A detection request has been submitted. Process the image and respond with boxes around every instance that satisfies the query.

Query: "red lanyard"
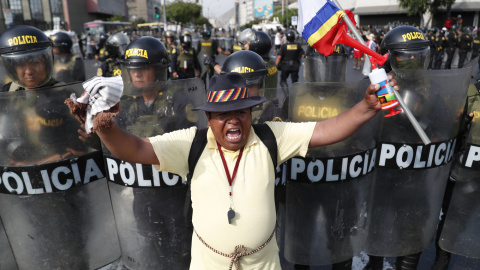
[217,142,244,196]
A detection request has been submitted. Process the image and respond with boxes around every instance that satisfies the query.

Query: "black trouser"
[294,259,353,270]
[444,47,455,69]
[434,50,445,69]
[428,47,435,69]
[457,49,468,68]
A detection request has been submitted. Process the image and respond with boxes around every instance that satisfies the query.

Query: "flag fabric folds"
[297,0,353,56]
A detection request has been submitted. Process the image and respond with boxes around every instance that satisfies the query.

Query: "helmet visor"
[237,29,255,45]
[390,47,430,71]
[1,47,53,89]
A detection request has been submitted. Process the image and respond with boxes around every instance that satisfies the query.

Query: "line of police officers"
[0,23,477,270]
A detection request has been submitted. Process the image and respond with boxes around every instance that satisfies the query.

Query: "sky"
[199,0,234,18]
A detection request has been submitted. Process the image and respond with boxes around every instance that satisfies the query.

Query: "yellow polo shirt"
[148,121,316,269]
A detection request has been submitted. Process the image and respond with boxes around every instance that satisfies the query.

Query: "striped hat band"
[207,87,248,103]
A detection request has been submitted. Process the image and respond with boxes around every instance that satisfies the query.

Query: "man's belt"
[194,227,276,270]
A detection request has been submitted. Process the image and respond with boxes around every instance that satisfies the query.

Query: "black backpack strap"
[252,124,278,169]
[184,127,208,228]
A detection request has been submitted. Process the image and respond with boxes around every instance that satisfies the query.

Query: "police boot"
[332,258,353,270]
[363,255,383,270]
[394,252,421,270]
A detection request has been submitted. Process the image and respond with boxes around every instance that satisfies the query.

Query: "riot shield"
[252,87,287,124]
[105,78,207,269]
[0,218,17,270]
[0,82,120,269]
[284,80,378,265]
[304,54,347,82]
[439,84,480,258]
[224,36,233,54]
[364,68,471,257]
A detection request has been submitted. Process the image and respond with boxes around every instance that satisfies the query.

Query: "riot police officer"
[366,25,431,270]
[199,28,219,83]
[97,32,130,77]
[457,26,473,68]
[445,25,458,69]
[237,28,278,89]
[95,33,110,63]
[0,25,57,91]
[434,28,447,69]
[275,30,305,89]
[50,31,86,83]
[220,50,282,123]
[427,27,438,69]
[119,36,197,135]
[171,30,201,80]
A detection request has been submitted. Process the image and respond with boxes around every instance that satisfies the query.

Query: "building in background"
[127,0,162,22]
[0,0,127,35]
[227,0,480,31]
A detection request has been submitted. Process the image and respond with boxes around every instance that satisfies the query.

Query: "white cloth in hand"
[76,75,123,134]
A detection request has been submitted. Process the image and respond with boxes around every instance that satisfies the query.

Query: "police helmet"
[286,30,296,42]
[464,26,473,35]
[98,33,109,47]
[221,50,267,91]
[380,26,430,71]
[105,32,130,58]
[0,25,54,88]
[120,36,169,83]
[451,25,457,32]
[179,29,193,48]
[50,31,73,53]
[429,27,439,35]
[165,31,175,38]
[237,29,272,56]
[202,29,211,39]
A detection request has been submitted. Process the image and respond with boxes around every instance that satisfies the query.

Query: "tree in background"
[166,0,210,28]
[399,0,456,27]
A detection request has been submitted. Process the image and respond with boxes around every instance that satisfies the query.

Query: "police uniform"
[472,35,480,60]
[427,32,436,69]
[445,30,458,69]
[53,54,86,83]
[232,42,243,53]
[434,34,447,69]
[278,40,305,87]
[457,32,473,68]
[97,58,122,77]
[200,36,218,79]
[171,46,200,79]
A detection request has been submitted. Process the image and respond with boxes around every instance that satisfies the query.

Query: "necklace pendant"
[228,208,236,224]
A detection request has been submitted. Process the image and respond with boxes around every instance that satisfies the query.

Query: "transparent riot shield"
[0,218,17,270]
[252,87,288,124]
[0,82,120,270]
[224,36,233,54]
[439,85,480,258]
[284,80,378,265]
[104,78,207,270]
[304,54,347,83]
[364,68,471,257]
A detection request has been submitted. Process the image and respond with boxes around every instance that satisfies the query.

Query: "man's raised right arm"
[96,123,159,165]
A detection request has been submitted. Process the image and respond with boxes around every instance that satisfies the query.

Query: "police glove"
[204,56,218,69]
[65,75,123,134]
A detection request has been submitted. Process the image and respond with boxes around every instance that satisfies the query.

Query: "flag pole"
[332,0,431,145]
